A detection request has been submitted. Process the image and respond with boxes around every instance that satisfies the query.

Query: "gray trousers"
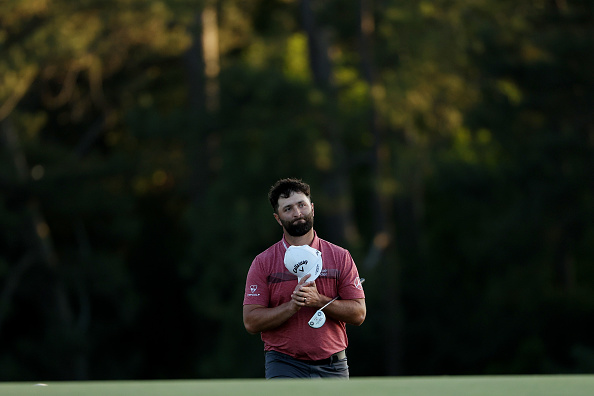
[265,350,349,379]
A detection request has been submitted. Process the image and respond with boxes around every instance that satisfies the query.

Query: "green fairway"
[2,375,593,396]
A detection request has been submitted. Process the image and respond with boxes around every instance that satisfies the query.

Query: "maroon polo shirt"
[243,232,365,361]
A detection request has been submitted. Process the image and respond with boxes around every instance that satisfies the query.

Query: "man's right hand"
[243,274,312,334]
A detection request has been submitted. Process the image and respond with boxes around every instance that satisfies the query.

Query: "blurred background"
[1,0,593,381]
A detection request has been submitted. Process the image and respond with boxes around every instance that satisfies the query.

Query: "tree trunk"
[300,0,357,247]
[202,0,220,113]
[184,1,221,206]
[358,0,403,375]
[1,118,89,379]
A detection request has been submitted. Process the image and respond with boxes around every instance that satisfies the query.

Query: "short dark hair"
[268,178,312,212]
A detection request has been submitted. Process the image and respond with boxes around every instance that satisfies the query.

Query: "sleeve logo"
[248,285,260,297]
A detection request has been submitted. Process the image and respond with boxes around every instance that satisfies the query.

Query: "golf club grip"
[320,277,365,311]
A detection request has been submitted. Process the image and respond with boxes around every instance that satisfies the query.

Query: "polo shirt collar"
[281,231,320,250]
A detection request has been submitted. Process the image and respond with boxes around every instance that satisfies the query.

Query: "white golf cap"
[284,245,323,282]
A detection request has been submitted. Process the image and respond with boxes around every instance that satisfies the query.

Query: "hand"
[291,274,322,308]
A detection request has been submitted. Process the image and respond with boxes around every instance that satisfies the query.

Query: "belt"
[298,350,346,365]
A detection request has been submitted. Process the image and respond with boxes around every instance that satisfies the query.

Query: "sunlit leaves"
[283,33,311,81]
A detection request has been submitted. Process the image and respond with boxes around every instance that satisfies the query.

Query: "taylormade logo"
[293,260,307,273]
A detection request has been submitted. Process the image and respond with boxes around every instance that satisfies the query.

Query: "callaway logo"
[293,260,308,274]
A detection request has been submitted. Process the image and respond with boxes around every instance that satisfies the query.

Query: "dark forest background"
[1,0,593,380]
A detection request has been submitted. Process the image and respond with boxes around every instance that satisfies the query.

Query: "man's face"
[274,192,314,237]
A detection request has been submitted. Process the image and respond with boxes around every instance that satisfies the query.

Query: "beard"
[281,212,314,237]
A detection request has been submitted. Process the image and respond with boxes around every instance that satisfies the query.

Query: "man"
[243,178,366,379]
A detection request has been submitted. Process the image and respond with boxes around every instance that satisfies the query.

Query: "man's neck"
[283,230,315,246]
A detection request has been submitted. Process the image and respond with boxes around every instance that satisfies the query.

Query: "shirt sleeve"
[243,257,270,306]
[338,250,365,300]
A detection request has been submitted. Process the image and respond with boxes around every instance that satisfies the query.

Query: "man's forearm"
[322,298,366,326]
[243,302,300,334]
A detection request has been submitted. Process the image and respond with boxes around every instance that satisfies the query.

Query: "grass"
[2,375,593,396]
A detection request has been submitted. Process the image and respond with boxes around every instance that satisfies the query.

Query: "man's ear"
[273,212,282,226]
